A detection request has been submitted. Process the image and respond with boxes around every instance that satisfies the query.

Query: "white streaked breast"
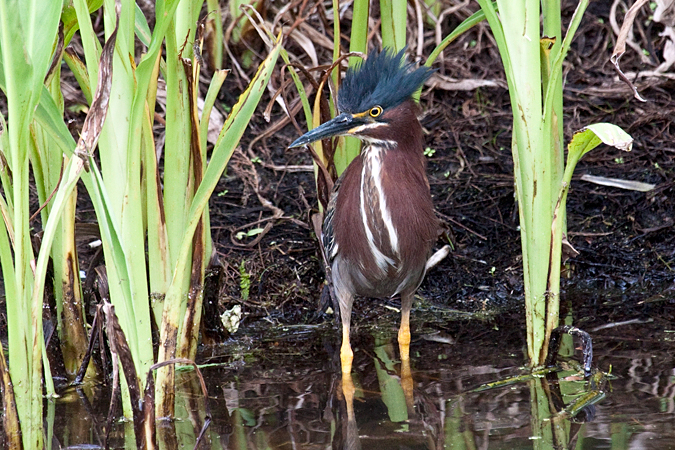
[359,145,400,272]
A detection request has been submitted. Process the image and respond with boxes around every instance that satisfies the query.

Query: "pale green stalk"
[175,0,201,60]
[30,157,88,391]
[156,35,282,417]
[34,58,96,380]
[66,0,182,419]
[153,0,206,416]
[199,70,229,273]
[200,71,229,148]
[335,0,370,175]
[206,0,223,69]
[540,0,590,355]
[478,0,551,363]
[0,0,62,445]
[349,0,369,59]
[530,378,556,450]
[32,64,92,379]
[475,0,630,367]
[0,116,13,208]
[163,12,193,276]
[72,0,102,78]
[475,0,540,363]
[128,0,183,347]
[542,0,564,193]
[74,0,139,372]
[380,0,407,51]
[72,0,154,386]
[332,0,341,88]
[144,53,170,326]
[176,53,209,362]
[106,0,154,378]
[62,0,105,44]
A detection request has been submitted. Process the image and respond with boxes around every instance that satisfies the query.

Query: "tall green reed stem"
[0,0,65,445]
[475,0,632,365]
[2,1,282,441]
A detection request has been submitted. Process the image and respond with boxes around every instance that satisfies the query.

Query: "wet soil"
[209,3,675,332]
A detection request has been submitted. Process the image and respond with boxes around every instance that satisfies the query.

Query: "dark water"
[48,303,675,449]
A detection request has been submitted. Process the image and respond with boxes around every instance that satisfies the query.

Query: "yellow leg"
[341,371,356,421]
[340,323,354,374]
[399,294,414,410]
[400,352,414,411]
[398,307,411,362]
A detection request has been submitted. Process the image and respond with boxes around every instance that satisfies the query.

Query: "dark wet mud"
[208,0,675,324]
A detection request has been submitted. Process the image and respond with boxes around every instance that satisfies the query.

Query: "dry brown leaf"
[428,72,506,91]
[610,0,650,102]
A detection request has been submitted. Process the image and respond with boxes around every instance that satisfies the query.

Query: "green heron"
[290,48,445,374]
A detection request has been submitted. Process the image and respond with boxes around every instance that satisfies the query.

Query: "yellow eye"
[369,106,383,117]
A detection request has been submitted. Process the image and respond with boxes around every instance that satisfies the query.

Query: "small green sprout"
[239,260,250,301]
[236,227,264,240]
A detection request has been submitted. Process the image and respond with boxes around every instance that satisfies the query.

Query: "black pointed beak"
[289,113,361,148]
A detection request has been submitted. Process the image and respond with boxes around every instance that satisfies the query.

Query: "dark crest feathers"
[337,48,433,114]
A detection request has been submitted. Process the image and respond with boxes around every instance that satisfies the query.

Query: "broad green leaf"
[199,69,228,152]
[568,123,633,161]
[543,0,590,128]
[0,0,63,118]
[64,47,93,102]
[35,86,78,155]
[62,0,104,45]
[134,2,152,47]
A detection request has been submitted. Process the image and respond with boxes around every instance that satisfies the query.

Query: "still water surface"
[50,305,675,449]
